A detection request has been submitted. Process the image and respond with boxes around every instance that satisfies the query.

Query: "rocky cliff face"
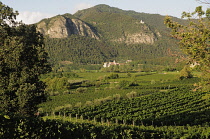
[113,25,157,44]
[37,15,99,39]
[114,32,156,44]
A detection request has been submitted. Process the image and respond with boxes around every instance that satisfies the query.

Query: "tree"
[179,66,193,80]
[0,2,51,116]
[164,6,210,90]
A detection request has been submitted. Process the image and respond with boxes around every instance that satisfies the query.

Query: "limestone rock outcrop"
[37,15,99,39]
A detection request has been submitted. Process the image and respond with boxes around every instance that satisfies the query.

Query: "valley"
[1,2,210,138]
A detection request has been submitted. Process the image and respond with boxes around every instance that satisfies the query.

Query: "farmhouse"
[103,60,119,68]
[103,60,132,68]
[190,62,200,68]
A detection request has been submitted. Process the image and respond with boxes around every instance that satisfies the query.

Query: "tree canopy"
[164,6,210,90]
[0,2,51,116]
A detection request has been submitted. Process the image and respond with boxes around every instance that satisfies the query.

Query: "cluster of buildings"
[103,60,132,68]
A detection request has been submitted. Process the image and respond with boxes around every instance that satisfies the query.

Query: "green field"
[39,71,202,115]
[34,71,210,138]
[39,72,183,113]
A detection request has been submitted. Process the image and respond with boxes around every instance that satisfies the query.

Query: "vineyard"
[1,114,210,138]
[37,72,210,138]
[2,71,210,138]
[39,72,180,112]
[63,87,210,126]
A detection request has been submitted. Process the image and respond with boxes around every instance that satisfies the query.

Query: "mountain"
[74,5,158,45]
[74,4,187,35]
[36,4,187,69]
[73,4,188,43]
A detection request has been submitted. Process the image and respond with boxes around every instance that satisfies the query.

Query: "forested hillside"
[44,35,117,65]
[37,4,187,69]
[74,4,187,36]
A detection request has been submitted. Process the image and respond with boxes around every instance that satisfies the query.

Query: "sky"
[1,0,209,24]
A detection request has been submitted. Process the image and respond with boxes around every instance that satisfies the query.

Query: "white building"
[103,60,119,68]
[140,20,144,24]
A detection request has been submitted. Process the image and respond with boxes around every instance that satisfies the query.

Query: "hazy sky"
[1,0,209,24]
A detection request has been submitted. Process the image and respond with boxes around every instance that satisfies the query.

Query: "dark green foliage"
[41,72,79,79]
[44,35,182,70]
[44,35,117,65]
[55,63,102,72]
[118,80,138,89]
[106,73,119,79]
[1,114,210,139]
[0,2,51,116]
[44,77,70,92]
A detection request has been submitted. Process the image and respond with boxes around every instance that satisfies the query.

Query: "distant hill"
[74,4,187,40]
[36,4,188,69]
[74,5,158,45]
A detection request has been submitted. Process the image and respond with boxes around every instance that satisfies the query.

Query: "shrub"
[126,91,137,99]
[115,84,121,89]
[63,72,79,78]
[94,99,103,105]
[108,73,119,79]
[81,80,94,87]
[74,102,82,108]
[95,81,101,88]
[113,94,121,101]
[103,96,113,102]
[50,91,60,96]
[54,106,65,112]
[64,104,72,109]
[119,80,130,89]
[63,90,70,95]
[151,80,156,84]
[179,66,193,80]
[76,87,87,93]
[104,87,110,90]
[84,101,93,107]
[127,72,132,77]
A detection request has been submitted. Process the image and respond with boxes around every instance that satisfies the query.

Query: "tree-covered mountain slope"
[36,4,187,67]
[44,35,117,65]
[74,5,158,44]
[74,4,188,36]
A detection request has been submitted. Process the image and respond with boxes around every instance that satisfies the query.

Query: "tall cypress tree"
[0,2,51,116]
